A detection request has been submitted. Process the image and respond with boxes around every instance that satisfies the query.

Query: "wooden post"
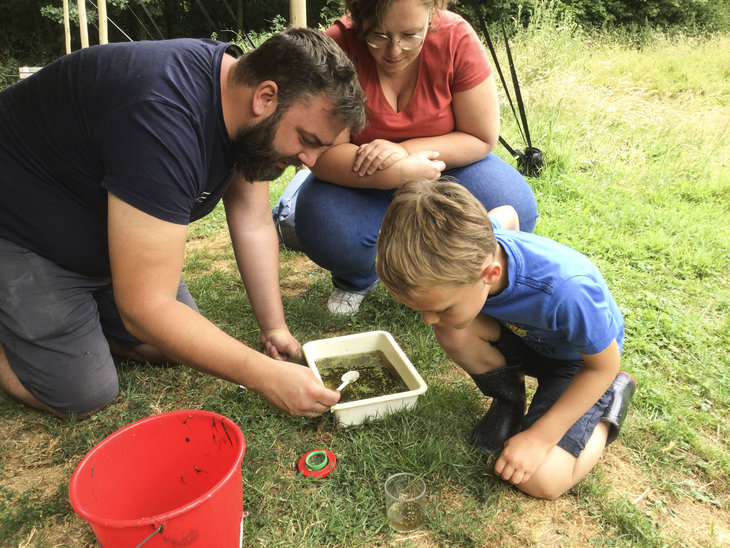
[290,0,306,28]
[78,0,89,48]
[63,0,72,53]
[98,0,108,44]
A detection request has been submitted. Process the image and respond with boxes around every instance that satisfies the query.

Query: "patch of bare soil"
[604,446,730,546]
[185,230,238,274]
[0,404,95,546]
[185,232,327,298]
[497,495,603,547]
[0,418,68,498]
[279,253,327,299]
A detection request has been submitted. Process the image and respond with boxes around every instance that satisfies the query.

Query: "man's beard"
[232,108,301,182]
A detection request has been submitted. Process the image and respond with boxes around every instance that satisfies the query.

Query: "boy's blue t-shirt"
[483,230,624,360]
[0,39,234,276]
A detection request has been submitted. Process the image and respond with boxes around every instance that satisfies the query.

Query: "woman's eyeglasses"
[366,17,430,51]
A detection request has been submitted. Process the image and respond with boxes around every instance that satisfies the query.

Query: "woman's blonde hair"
[376,179,497,300]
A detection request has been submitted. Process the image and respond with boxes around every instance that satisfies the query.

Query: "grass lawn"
[1,23,729,548]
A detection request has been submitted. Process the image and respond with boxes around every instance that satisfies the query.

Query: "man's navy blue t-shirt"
[0,39,234,276]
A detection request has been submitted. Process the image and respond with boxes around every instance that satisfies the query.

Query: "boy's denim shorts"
[0,237,198,414]
[494,325,613,457]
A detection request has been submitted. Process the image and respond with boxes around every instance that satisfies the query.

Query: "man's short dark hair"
[234,27,366,133]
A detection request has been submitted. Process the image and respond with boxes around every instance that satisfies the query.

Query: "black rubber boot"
[469,365,526,456]
[601,371,637,446]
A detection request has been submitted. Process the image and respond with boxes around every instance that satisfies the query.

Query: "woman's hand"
[353,139,408,176]
[394,150,446,183]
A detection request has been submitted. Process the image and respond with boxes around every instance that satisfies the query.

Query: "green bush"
[0,50,19,90]
[456,0,730,33]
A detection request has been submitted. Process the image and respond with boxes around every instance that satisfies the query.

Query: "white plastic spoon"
[336,370,360,391]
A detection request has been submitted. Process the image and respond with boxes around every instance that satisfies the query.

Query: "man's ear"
[481,259,501,285]
[251,80,278,117]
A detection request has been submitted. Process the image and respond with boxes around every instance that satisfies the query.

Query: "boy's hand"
[494,430,552,485]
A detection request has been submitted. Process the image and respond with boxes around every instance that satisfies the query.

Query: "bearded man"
[0,28,366,418]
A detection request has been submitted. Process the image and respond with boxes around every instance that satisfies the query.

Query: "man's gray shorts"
[0,237,198,414]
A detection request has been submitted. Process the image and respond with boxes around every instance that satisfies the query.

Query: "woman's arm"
[311,141,445,189]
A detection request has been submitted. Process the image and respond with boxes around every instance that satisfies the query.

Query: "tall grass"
[0,19,728,548]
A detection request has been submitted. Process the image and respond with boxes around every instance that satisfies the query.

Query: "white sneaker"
[327,289,365,315]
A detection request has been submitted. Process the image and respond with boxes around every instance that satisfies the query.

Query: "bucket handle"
[135,524,163,547]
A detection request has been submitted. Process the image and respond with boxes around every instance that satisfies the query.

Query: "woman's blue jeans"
[294,153,539,293]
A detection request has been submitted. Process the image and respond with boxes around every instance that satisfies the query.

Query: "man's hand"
[261,328,302,362]
[258,360,341,417]
[494,430,553,485]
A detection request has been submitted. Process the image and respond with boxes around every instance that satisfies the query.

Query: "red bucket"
[69,410,245,547]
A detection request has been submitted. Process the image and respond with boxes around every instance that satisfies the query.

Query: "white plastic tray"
[303,331,427,427]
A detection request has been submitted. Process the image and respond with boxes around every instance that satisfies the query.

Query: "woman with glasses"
[279,0,538,315]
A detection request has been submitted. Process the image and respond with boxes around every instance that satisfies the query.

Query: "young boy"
[376,179,636,500]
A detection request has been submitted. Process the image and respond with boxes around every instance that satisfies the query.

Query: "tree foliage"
[459,0,730,32]
[0,0,728,66]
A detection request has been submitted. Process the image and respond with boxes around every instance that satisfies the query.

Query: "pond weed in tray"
[316,350,409,403]
[303,331,428,426]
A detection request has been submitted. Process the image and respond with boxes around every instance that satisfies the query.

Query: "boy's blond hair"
[376,179,497,300]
